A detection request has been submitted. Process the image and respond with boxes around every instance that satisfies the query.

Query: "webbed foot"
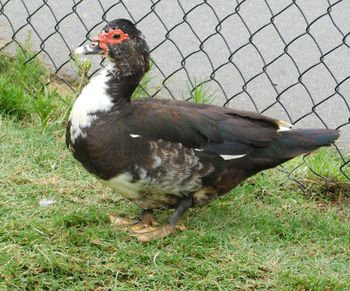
[132,196,192,242]
[109,209,157,231]
[132,224,177,242]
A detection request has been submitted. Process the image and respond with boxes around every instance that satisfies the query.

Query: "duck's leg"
[133,196,192,242]
[109,209,158,230]
[130,209,158,231]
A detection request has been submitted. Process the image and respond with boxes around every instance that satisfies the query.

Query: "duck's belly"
[98,140,213,209]
[99,172,183,209]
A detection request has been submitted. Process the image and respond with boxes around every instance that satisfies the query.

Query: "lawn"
[1,116,349,290]
[0,49,349,290]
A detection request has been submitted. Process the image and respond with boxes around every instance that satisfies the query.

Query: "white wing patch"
[129,134,141,138]
[69,69,113,143]
[220,154,246,160]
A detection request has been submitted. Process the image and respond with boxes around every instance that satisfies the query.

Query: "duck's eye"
[113,33,121,39]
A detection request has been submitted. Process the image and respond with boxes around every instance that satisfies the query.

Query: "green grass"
[132,61,156,99]
[0,46,71,131]
[188,79,216,104]
[0,117,349,290]
[0,46,45,118]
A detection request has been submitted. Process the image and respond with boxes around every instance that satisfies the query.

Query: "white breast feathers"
[69,69,113,143]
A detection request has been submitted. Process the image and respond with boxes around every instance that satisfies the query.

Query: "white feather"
[220,154,246,160]
[69,69,113,143]
[99,173,142,200]
[194,148,203,151]
[129,134,141,138]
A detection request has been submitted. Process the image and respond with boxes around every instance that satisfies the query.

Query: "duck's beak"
[74,41,103,55]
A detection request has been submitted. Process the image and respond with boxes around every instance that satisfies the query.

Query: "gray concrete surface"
[0,0,349,154]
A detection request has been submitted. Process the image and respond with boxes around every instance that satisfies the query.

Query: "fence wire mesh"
[0,0,349,186]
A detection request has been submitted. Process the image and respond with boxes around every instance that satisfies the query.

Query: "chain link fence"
[0,0,349,185]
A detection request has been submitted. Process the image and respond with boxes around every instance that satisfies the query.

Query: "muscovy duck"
[67,19,339,242]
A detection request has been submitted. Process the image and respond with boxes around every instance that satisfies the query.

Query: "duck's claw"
[109,215,138,228]
[131,224,186,242]
[109,209,158,232]
[132,224,176,242]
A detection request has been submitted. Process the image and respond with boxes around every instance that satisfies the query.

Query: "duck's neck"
[105,65,143,106]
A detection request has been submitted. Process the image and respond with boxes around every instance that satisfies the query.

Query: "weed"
[304,148,349,182]
[70,54,92,96]
[0,47,45,119]
[33,85,59,131]
[0,45,70,130]
[132,61,155,99]
[188,79,215,104]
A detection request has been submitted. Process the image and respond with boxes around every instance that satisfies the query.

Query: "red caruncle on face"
[93,28,129,54]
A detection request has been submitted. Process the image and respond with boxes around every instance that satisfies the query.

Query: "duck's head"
[75,19,149,74]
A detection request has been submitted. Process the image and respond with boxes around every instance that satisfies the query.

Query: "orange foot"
[109,210,158,231]
[132,224,186,242]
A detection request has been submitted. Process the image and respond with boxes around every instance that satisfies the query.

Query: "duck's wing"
[124,99,286,156]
